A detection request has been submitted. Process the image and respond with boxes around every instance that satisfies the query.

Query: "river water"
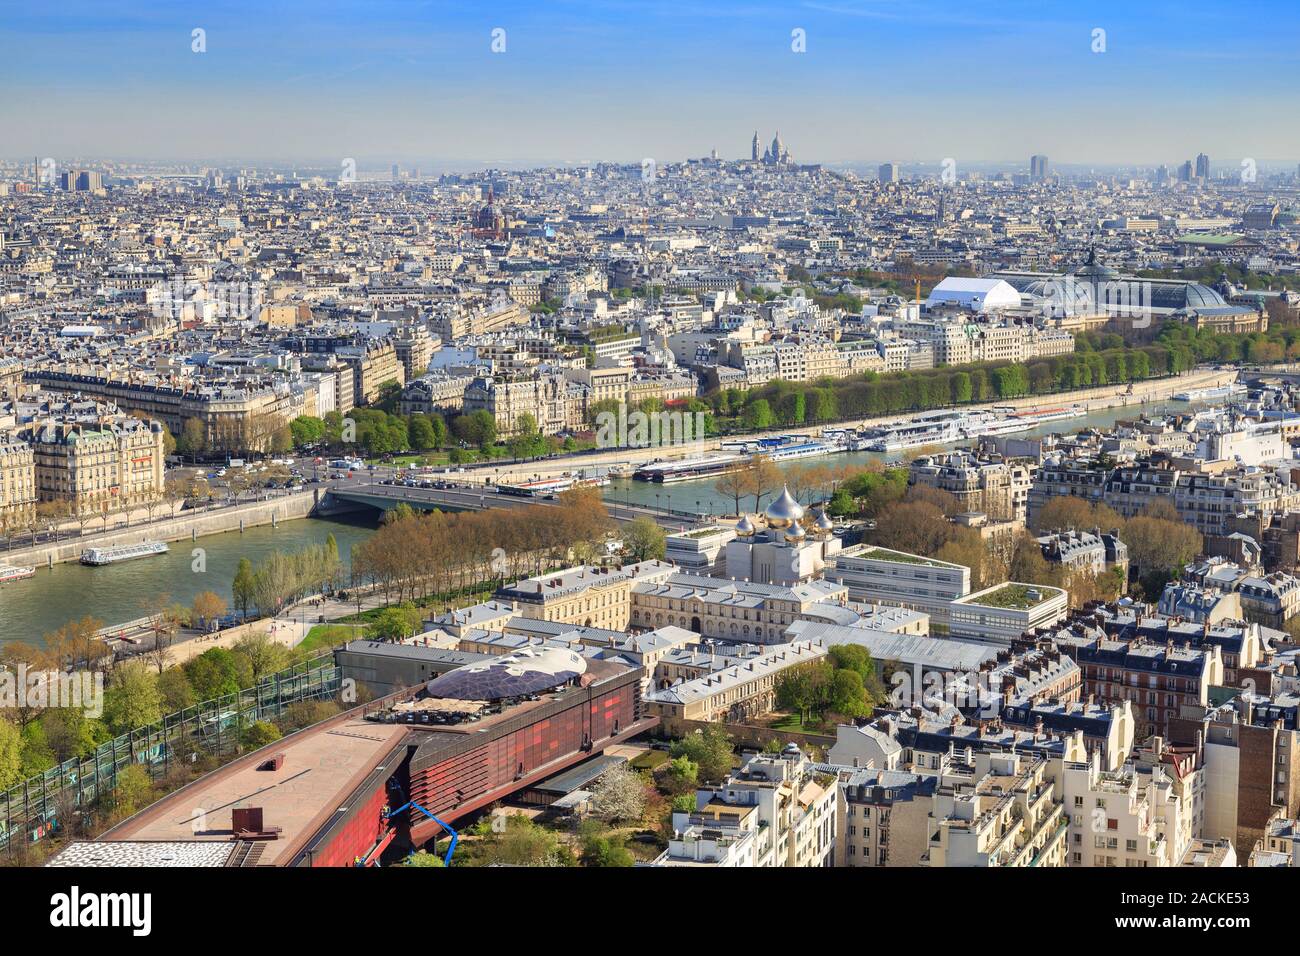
[0,396,1200,646]
[0,516,376,649]
[604,397,1202,515]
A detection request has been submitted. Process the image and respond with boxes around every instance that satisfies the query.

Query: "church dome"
[735,514,756,537]
[765,486,805,529]
[814,509,834,534]
[785,520,807,541]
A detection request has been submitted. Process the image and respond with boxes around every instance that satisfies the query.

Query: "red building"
[67,652,652,868]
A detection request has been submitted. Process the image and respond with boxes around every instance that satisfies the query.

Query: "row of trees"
[350,488,614,605]
[231,535,342,619]
[706,343,1173,429]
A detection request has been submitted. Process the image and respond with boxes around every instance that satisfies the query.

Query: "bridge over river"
[322,480,703,530]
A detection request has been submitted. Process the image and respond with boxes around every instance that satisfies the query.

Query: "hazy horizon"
[2,0,1299,167]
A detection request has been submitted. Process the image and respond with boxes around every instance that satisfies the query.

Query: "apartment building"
[463,372,580,436]
[924,751,1068,867]
[1053,626,1220,740]
[25,415,166,516]
[397,373,472,417]
[1061,745,1197,868]
[0,437,36,523]
[1036,529,1129,579]
[909,451,1034,521]
[653,747,835,868]
[1172,694,1300,858]
[836,767,937,867]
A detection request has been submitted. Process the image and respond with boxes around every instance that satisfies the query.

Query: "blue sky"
[1,0,1297,167]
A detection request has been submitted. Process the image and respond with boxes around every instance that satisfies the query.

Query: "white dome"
[735,514,756,537]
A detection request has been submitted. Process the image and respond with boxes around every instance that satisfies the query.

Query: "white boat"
[1173,384,1247,402]
[753,439,839,463]
[1008,404,1088,426]
[80,541,169,566]
[862,411,966,452]
[0,565,36,583]
[634,454,746,483]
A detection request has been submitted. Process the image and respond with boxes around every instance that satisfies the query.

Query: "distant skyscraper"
[1030,154,1049,182]
[878,162,899,183]
[1195,153,1210,180]
[76,170,102,192]
[391,163,400,182]
[1178,160,1193,182]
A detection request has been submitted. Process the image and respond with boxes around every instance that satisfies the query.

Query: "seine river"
[0,517,377,650]
[0,396,1199,647]
[605,397,1201,515]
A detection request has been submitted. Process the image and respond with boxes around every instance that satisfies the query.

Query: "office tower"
[59,171,77,191]
[391,163,400,181]
[1195,153,1210,180]
[1030,154,1049,182]
[1177,160,1193,182]
[76,170,102,192]
[878,162,899,183]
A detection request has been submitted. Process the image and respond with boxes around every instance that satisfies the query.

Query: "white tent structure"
[925,277,1021,312]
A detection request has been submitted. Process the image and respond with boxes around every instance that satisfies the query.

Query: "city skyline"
[2,0,1299,165]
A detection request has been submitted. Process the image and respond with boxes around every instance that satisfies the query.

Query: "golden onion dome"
[764,485,805,529]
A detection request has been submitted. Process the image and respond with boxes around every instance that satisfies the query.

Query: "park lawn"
[768,712,825,734]
[629,749,670,771]
[298,623,363,653]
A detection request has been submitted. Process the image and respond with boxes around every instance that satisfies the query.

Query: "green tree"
[0,718,21,790]
[232,631,289,685]
[176,417,207,455]
[289,415,326,447]
[670,725,734,783]
[232,558,256,619]
[828,644,875,683]
[828,668,871,719]
[657,755,699,796]
[623,516,666,561]
[112,764,155,816]
[743,398,774,430]
[103,662,163,734]
[408,414,438,451]
[366,603,424,642]
[157,668,195,712]
[403,850,446,867]
[241,720,283,749]
[184,647,242,700]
